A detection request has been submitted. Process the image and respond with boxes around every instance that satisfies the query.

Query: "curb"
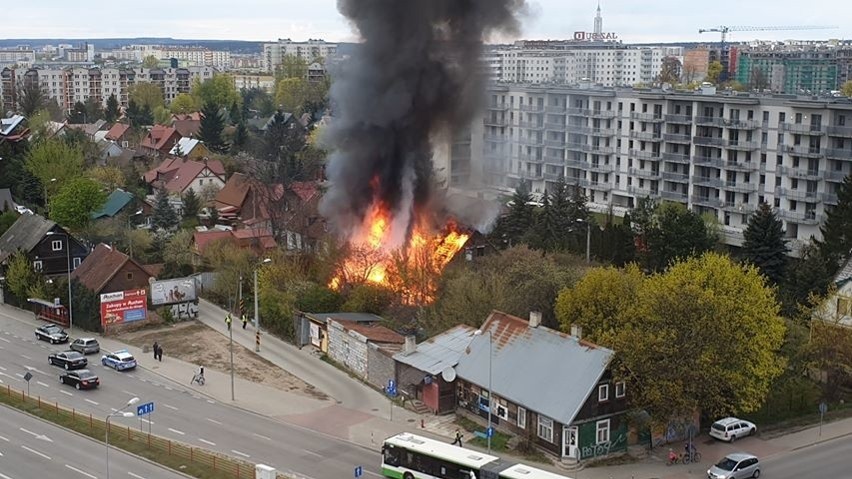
[790,430,852,452]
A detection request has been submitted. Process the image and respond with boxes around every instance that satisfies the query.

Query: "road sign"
[137,402,154,416]
[819,401,828,415]
[486,427,494,438]
[386,379,397,397]
[354,466,363,478]
[23,372,32,382]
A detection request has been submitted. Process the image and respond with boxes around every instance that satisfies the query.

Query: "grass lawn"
[454,416,550,464]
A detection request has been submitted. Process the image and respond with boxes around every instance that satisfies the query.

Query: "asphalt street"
[0,403,189,479]
[760,434,852,479]
[0,310,383,479]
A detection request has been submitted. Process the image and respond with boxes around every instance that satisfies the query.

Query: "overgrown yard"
[121,321,328,400]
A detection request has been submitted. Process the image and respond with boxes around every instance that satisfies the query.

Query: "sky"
[2,0,849,44]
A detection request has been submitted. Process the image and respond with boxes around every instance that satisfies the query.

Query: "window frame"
[598,383,609,402]
[51,240,63,251]
[596,419,611,444]
[537,415,554,443]
[615,381,626,398]
[33,260,43,271]
[517,406,526,429]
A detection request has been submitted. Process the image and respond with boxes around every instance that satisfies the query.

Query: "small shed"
[300,312,382,353]
[326,318,404,381]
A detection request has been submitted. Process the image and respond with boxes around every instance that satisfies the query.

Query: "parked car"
[709,417,757,442]
[69,338,100,355]
[59,369,99,390]
[48,351,87,370]
[35,324,69,344]
[101,350,137,371]
[707,452,760,479]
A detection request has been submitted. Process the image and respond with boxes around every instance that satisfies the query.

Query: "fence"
[0,383,259,479]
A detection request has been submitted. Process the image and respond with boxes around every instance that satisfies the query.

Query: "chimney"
[403,335,416,356]
[529,311,542,328]
[570,324,583,339]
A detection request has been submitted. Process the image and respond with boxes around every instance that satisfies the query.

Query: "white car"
[710,417,757,442]
[101,350,138,371]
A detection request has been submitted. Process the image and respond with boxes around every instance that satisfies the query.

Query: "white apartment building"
[158,48,231,69]
[458,83,852,254]
[262,39,337,73]
[232,74,275,93]
[0,48,36,68]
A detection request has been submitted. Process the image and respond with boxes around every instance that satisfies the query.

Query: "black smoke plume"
[321,0,527,242]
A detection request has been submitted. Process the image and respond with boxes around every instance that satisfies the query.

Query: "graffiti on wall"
[652,415,699,448]
[580,431,627,460]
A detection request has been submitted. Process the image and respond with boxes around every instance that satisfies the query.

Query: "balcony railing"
[823,192,838,205]
[665,114,693,124]
[777,165,820,179]
[723,181,757,193]
[726,140,760,151]
[543,171,565,181]
[484,117,509,127]
[775,187,820,201]
[629,149,662,161]
[663,133,692,143]
[564,159,588,169]
[784,145,824,158]
[545,105,566,114]
[661,190,688,201]
[781,123,826,135]
[519,104,546,113]
[630,112,664,122]
[824,170,849,182]
[630,130,664,141]
[589,162,613,173]
[629,167,660,179]
[694,176,724,188]
[628,185,657,197]
[693,156,725,168]
[518,137,545,147]
[724,161,758,172]
[581,127,616,136]
[590,109,617,118]
[519,121,545,130]
[691,195,724,208]
[693,136,726,146]
[587,181,613,191]
[695,116,725,127]
[827,125,852,138]
[825,148,852,160]
[777,209,824,225]
[487,103,509,111]
[484,134,508,143]
[544,139,566,148]
[721,202,757,214]
[543,154,565,163]
[662,171,689,183]
[725,119,762,130]
[662,152,690,164]
[545,122,566,131]
[518,153,544,163]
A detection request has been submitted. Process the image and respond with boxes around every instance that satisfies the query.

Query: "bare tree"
[748,67,770,91]
[658,56,683,85]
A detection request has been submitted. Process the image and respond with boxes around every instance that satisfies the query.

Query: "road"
[761,434,852,478]
[0,310,382,479]
[0,404,188,479]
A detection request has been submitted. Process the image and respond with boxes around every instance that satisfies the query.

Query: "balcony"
[693,136,726,147]
[588,181,612,191]
[661,190,688,201]
[564,159,588,169]
[545,105,566,114]
[663,152,690,164]
[589,162,613,173]
[695,116,725,127]
[518,153,544,163]
[543,171,565,181]
[827,125,852,138]
[630,112,664,122]
[824,170,849,182]
[484,117,509,127]
[544,139,566,148]
[823,192,838,205]
[630,130,663,141]
[519,121,545,130]
[545,122,566,131]
[724,161,758,172]
[721,202,757,214]
[519,137,545,147]
[723,181,757,193]
[519,104,545,113]
[665,114,693,124]
[691,195,724,208]
[519,170,544,180]
[724,119,762,130]
[487,103,509,111]
[694,176,724,188]
[784,145,825,158]
[629,167,661,179]
[567,107,589,116]
[664,133,692,143]
[726,140,760,151]
[693,156,725,168]
[590,109,617,119]
[583,127,616,137]
[825,148,852,160]
[484,134,508,143]
[629,185,657,197]
[777,209,824,225]
[781,123,826,135]
[662,171,689,183]
[629,149,662,161]
[777,165,821,180]
[543,154,565,164]
[775,187,820,201]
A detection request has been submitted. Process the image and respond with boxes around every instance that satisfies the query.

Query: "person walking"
[225,313,232,331]
[152,341,159,360]
[241,314,248,329]
[157,344,163,362]
[451,429,463,447]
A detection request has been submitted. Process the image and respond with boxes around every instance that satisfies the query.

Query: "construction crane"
[697,25,837,81]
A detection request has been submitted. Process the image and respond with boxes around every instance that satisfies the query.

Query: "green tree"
[84,96,104,122]
[151,189,179,232]
[5,250,45,304]
[0,210,18,237]
[818,174,852,270]
[153,106,172,125]
[191,75,240,111]
[493,184,536,247]
[658,56,682,84]
[275,55,309,80]
[182,188,200,218]
[742,202,789,285]
[163,229,196,272]
[67,101,87,123]
[556,253,786,419]
[142,55,160,69]
[231,121,249,153]
[198,102,227,153]
[638,201,717,271]
[341,283,394,315]
[706,61,724,84]
[50,177,107,230]
[229,100,242,125]
[275,77,311,113]
[125,228,154,262]
[128,82,164,112]
[16,81,47,117]
[241,87,276,117]
[125,100,153,127]
[26,139,85,200]
[170,93,201,115]
[841,80,852,98]
[104,94,120,123]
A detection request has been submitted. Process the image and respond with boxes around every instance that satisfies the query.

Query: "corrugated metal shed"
[455,311,614,426]
[393,324,476,375]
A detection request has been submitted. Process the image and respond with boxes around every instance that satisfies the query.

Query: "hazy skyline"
[2,0,849,44]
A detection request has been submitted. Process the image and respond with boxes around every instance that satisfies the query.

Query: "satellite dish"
[441,366,457,383]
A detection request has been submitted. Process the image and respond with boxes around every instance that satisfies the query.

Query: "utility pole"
[231,276,240,401]
[253,268,260,351]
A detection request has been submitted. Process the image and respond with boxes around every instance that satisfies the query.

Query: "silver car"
[708,452,760,479]
[69,338,100,355]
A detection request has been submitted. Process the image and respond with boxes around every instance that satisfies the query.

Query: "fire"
[329,198,470,304]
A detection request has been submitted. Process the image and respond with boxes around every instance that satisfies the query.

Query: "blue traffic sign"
[136,402,154,416]
[486,427,494,438]
[386,379,397,397]
[354,466,363,478]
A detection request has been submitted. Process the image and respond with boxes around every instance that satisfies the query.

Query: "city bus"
[381,432,574,479]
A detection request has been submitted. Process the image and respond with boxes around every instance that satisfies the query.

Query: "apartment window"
[538,415,554,443]
[598,384,609,402]
[517,406,527,429]
[763,111,770,123]
[779,112,786,123]
[615,381,626,398]
[34,260,43,271]
[51,240,63,251]
[596,419,611,444]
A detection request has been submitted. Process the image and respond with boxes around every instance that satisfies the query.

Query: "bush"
[260,289,295,340]
[296,283,343,313]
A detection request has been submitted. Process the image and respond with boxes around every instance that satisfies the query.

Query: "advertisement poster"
[150,277,197,306]
[100,289,148,328]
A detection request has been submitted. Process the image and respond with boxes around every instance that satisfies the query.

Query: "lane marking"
[165,386,173,391]
[302,449,322,458]
[0,336,10,343]
[21,445,52,460]
[206,418,222,425]
[167,428,185,435]
[128,472,148,479]
[14,373,23,378]
[0,434,8,442]
[253,433,271,441]
[163,404,178,411]
[60,390,74,397]
[366,471,383,478]
[20,354,32,360]
[198,438,216,446]
[0,365,7,370]
[0,472,15,479]
[206,399,215,404]
[139,418,153,425]
[84,399,99,406]
[122,390,137,397]
[65,464,97,479]
[36,381,50,388]
[231,449,250,458]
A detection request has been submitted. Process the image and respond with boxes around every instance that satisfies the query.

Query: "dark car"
[59,369,99,390]
[69,338,100,355]
[35,324,69,344]
[48,351,88,370]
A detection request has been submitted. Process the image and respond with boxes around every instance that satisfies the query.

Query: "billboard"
[150,277,197,306]
[573,31,618,41]
[100,289,148,328]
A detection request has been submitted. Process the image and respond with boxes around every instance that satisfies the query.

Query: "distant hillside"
[0,38,264,53]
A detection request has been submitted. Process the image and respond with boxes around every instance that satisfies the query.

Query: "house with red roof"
[172,113,202,138]
[143,157,226,196]
[104,123,133,147]
[191,228,276,265]
[71,243,153,297]
[140,125,182,157]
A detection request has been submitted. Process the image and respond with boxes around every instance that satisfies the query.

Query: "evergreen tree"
[84,97,104,122]
[104,94,120,123]
[229,100,242,124]
[182,188,200,218]
[742,202,789,285]
[66,101,87,123]
[198,102,227,153]
[152,189,179,232]
[126,100,152,127]
[818,174,852,272]
[231,121,248,153]
[494,183,536,247]
[641,201,715,272]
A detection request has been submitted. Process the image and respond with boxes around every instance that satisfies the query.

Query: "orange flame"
[329,195,470,304]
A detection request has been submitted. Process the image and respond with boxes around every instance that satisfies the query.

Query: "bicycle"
[191,373,205,386]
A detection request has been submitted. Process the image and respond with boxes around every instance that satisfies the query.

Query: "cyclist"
[668,448,678,465]
[192,365,205,385]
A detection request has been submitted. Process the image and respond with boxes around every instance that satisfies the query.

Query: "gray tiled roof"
[394,324,476,375]
[0,214,56,263]
[835,255,852,285]
[455,311,614,426]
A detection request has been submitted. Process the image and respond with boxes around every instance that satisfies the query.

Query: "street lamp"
[253,258,271,352]
[106,397,139,479]
[46,231,73,332]
[473,329,493,453]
